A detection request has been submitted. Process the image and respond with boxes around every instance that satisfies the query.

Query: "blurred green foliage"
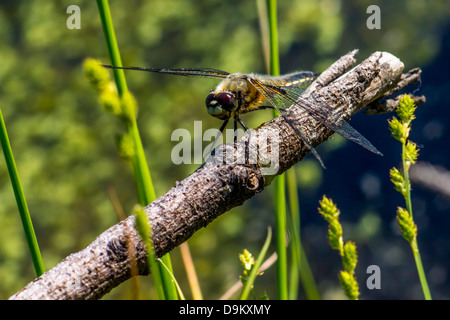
[0,0,447,299]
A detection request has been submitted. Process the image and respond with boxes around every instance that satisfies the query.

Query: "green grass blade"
[297,242,321,299]
[96,0,177,299]
[266,0,280,76]
[0,107,45,277]
[135,206,165,300]
[412,241,431,299]
[158,258,186,300]
[286,170,320,300]
[264,0,289,300]
[274,174,288,300]
[96,0,127,96]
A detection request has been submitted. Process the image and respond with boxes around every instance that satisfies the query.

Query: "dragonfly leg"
[234,115,250,133]
[203,118,229,162]
[233,118,238,144]
[234,114,254,165]
[280,113,326,169]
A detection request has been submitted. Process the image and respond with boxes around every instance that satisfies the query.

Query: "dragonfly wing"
[249,72,316,114]
[248,77,326,168]
[271,71,318,87]
[102,65,230,79]
[269,81,383,157]
[331,121,383,156]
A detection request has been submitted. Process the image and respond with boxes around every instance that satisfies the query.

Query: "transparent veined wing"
[250,75,382,158]
[279,83,383,156]
[102,65,231,79]
[248,76,327,168]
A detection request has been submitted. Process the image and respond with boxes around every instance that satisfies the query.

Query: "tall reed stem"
[389,95,431,300]
[264,0,288,300]
[286,170,320,300]
[96,0,177,299]
[0,108,45,277]
[400,135,431,300]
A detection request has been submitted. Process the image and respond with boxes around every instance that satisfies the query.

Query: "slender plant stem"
[274,174,288,300]
[0,108,45,277]
[180,242,203,300]
[286,170,320,300]
[286,170,300,299]
[264,0,288,300]
[240,228,272,300]
[96,0,177,299]
[158,258,186,300]
[96,0,127,96]
[266,0,279,77]
[298,241,320,299]
[135,207,165,300]
[401,141,431,300]
[411,240,431,300]
[129,121,156,203]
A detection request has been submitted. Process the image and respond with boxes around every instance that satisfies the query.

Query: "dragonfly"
[103,65,383,168]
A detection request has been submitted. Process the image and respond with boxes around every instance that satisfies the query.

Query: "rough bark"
[10,50,422,300]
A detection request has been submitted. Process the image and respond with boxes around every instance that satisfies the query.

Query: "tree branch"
[365,67,426,114]
[10,50,421,300]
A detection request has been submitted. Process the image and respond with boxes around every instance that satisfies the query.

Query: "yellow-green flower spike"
[115,133,135,161]
[328,220,344,253]
[134,205,150,243]
[390,167,407,197]
[342,241,358,273]
[388,95,431,300]
[99,85,122,116]
[318,195,340,223]
[83,58,110,92]
[339,270,359,300]
[397,94,417,124]
[318,196,344,253]
[396,207,417,244]
[318,196,360,300]
[405,141,419,169]
[388,117,407,143]
[239,249,255,274]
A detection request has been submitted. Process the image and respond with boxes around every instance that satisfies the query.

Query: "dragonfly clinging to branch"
[103,65,383,168]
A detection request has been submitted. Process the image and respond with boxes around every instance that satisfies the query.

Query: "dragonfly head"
[205,92,237,120]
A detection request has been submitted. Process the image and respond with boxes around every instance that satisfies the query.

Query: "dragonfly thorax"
[206,74,265,120]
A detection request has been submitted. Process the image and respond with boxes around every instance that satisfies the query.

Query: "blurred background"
[0,0,448,299]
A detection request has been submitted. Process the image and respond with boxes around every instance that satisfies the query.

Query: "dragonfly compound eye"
[205,92,236,120]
